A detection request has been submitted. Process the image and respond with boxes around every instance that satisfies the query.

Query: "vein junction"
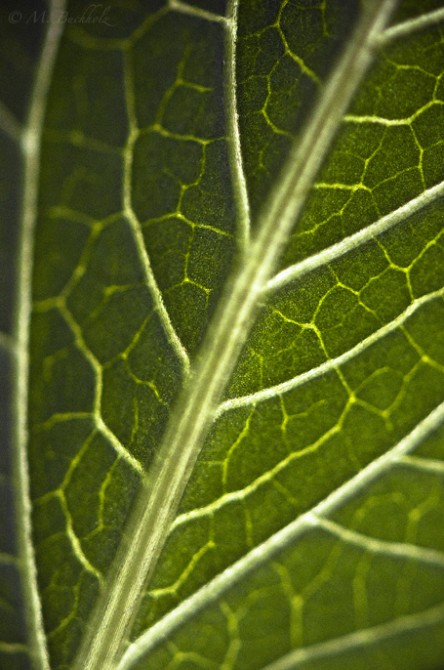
[120,401,444,669]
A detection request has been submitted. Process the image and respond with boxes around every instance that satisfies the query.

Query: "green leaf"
[1,1,444,669]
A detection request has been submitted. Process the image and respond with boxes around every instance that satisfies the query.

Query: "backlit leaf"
[1,1,444,669]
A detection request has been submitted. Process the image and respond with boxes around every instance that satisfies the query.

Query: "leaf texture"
[1,1,444,669]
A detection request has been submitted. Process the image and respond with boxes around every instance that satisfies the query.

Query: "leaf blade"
[1,1,444,669]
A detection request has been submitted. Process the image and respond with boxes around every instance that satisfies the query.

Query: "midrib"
[73,2,399,669]
[12,2,67,669]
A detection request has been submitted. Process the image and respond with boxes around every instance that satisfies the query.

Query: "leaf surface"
[1,1,444,669]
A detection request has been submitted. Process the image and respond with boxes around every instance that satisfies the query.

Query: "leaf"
[1,1,444,669]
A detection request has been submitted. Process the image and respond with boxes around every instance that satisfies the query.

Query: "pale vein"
[0,330,16,354]
[168,0,228,24]
[0,552,19,567]
[313,516,444,568]
[60,306,144,475]
[396,455,444,476]
[11,2,66,669]
[0,100,22,142]
[0,641,29,655]
[267,180,444,293]
[122,51,191,375]
[381,7,444,44]
[216,287,444,415]
[261,601,444,670]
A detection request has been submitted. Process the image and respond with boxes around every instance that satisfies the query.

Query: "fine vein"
[266,180,444,293]
[73,3,399,668]
[0,330,15,354]
[261,601,444,670]
[60,305,144,474]
[216,287,444,415]
[119,401,444,669]
[0,100,22,142]
[12,2,66,668]
[122,50,191,375]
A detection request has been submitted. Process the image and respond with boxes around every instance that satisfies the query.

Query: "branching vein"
[266,180,444,293]
[73,3,401,669]
[60,305,144,474]
[0,330,16,354]
[122,51,191,376]
[396,455,444,476]
[118,401,444,669]
[216,287,444,415]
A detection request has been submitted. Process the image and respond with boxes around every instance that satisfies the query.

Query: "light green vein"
[60,305,144,475]
[0,552,19,567]
[122,50,191,376]
[168,0,228,24]
[344,101,441,126]
[63,510,104,585]
[266,180,444,293]
[95,416,144,476]
[216,287,444,415]
[11,3,66,669]
[0,331,16,354]
[0,641,29,655]
[73,4,399,669]
[381,7,444,44]
[277,7,321,87]
[314,516,444,568]
[397,455,444,476]
[0,100,22,142]
[118,401,444,670]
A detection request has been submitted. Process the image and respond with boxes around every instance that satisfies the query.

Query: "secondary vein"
[119,400,444,669]
[216,287,444,415]
[0,100,22,142]
[380,6,444,44]
[266,180,444,293]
